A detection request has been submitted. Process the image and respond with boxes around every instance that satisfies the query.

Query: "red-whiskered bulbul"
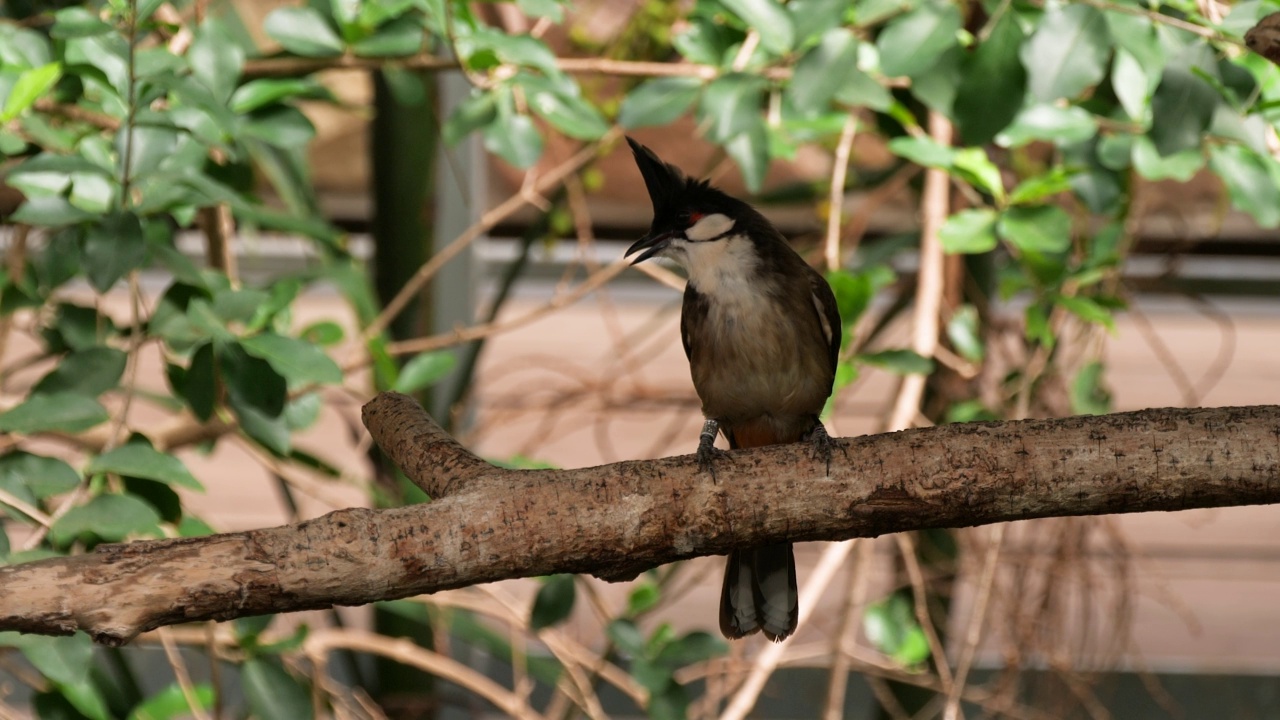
[624,138,841,642]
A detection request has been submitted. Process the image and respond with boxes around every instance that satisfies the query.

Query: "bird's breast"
[687,279,832,425]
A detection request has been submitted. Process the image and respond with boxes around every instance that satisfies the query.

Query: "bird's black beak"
[626,231,673,265]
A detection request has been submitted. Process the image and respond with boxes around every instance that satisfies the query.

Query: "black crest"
[627,137,720,221]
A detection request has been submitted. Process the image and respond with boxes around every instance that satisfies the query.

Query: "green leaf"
[1130,136,1203,182]
[997,205,1071,253]
[619,77,703,129]
[32,346,127,397]
[351,15,424,57]
[0,24,51,67]
[825,265,895,331]
[484,112,543,168]
[627,581,661,616]
[212,287,271,325]
[242,106,316,148]
[230,78,329,114]
[788,29,860,116]
[4,154,96,197]
[698,73,767,143]
[951,148,1004,202]
[0,452,80,499]
[789,0,852,49]
[886,135,955,168]
[858,349,934,375]
[876,1,961,79]
[517,75,609,140]
[725,121,770,192]
[1112,50,1152,123]
[220,342,287,419]
[517,0,565,21]
[1,63,61,122]
[1021,4,1110,102]
[188,19,244,102]
[119,124,180,180]
[128,682,215,720]
[0,632,92,686]
[1055,295,1115,332]
[393,351,456,393]
[242,658,314,720]
[530,574,576,630]
[1009,167,1073,205]
[720,0,795,54]
[1070,360,1112,415]
[946,305,984,362]
[0,392,108,434]
[301,321,345,346]
[654,631,727,667]
[50,7,113,38]
[954,13,1026,145]
[240,332,343,386]
[69,172,116,213]
[1209,143,1280,228]
[123,477,182,524]
[831,66,892,111]
[83,211,146,293]
[606,619,646,656]
[264,7,345,58]
[88,443,203,491]
[938,208,998,254]
[51,493,162,544]
[996,104,1098,148]
[1149,48,1219,157]
[863,591,931,666]
[444,91,498,145]
[175,344,216,421]
[10,196,94,226]
[673,17,736,66]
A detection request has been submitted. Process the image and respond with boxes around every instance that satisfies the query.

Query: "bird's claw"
[697,418,727,482]
[805,423,845,475]
[697,443,730,482]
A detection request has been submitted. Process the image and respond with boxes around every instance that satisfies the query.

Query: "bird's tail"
[719,543,798,642]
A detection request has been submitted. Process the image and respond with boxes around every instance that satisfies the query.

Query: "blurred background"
[1,0,1280,718]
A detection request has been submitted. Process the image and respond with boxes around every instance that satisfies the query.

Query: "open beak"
[625,231,673,265]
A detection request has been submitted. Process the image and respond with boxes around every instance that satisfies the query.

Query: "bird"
[624,137,841,642]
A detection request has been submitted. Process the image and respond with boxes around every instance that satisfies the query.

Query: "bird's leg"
[697,418,728,482]
[803,421,844,476]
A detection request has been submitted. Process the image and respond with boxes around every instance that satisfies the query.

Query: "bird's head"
[624,137,752,266]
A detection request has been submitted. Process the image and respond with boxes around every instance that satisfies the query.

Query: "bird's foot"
[804,422,845,475]
[697,418,728,483]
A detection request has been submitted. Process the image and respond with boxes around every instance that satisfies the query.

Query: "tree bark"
[2,393,1278,646]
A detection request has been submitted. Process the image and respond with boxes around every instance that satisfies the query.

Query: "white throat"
[681,234,759,300]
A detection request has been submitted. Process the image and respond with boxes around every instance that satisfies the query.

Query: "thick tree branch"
[2,394,1278,646]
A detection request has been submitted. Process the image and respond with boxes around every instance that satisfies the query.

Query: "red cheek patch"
[689,212,704,223]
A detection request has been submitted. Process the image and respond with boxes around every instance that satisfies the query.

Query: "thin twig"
[894,533,955,690]
[824,114,858,272]
[886,111,951,430]
[378,256,631,359]
[0,487,52,527]
[943,524,1006,720]
[304,628,545,720]
[156,627,213,720]
[822,538,875,720]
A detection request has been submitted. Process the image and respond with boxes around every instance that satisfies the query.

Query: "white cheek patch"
[685,213,735,242]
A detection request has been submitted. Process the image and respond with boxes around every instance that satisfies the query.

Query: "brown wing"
[680,284,708,362]
[806,268,842,375]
